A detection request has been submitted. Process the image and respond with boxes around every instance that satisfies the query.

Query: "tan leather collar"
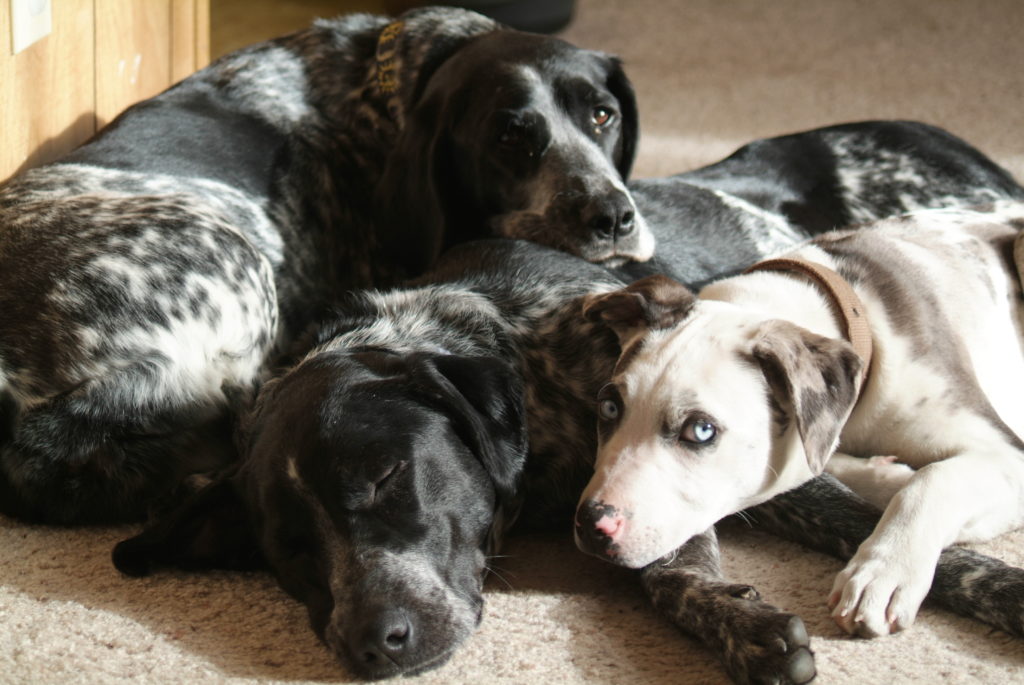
[745,257,873,382]
[375,20,404,96]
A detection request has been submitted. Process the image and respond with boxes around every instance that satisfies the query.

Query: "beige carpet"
[4,1,1024,683]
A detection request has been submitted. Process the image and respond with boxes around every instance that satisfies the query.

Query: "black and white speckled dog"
[0,6,650,523]
[115,121,1024,683]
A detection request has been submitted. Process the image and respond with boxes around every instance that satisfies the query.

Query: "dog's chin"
[331,620,475,682]
[347,645,459,681]
[621,214,657,261]
[589,522,715,570]
[574,529,667,570]
[578,240,651,266]
[580,543,659,570]
[327,587,484,681]
[584,223,658,265]
[493,213,656,265]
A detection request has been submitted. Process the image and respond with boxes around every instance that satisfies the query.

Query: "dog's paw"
[717,585,816,685]
[828,550,930,637]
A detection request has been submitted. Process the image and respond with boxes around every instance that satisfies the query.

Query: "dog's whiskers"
[484,563,516,590]
[732,510,756,528]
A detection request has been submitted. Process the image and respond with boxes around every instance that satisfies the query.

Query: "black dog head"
[376,23,651,273]
[113,348,527,679]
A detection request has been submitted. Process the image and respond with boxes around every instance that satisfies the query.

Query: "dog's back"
[811,203,1024,459]
[624,120,1024,288]
[0,16,393,523]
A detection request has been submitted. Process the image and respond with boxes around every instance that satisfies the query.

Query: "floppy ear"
[111,469,261,577]
[409,353,527,520]
[750,319,863,474]
[373,95,452,278]
[604,55,639,180]
[582,275,695,347]
[233,373,283,458]
[372,10,502,277]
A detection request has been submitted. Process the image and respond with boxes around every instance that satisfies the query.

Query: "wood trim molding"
[1,0,210,180]
[0,0,95,181]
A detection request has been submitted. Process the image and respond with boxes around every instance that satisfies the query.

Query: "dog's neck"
[701,255,873,382]
[744,257,873,380]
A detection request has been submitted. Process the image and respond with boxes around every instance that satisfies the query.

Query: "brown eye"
[592,107,613,128]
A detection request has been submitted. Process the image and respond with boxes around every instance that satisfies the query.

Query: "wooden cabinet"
[0,0,210,182]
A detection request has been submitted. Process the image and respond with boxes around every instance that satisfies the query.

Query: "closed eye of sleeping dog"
[577,201,1024,640]
[112,351,517,678]
[112,242,591,679]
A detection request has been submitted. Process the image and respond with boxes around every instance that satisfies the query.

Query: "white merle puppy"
[576,200,1024,639]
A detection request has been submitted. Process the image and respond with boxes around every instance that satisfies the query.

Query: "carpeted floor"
[3,1,1024,683]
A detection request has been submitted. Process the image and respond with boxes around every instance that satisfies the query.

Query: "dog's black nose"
[354,608,415,668]
[586,191,636,239]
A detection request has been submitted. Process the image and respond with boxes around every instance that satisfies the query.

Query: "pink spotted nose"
[575,499,625,558]
[593,513,623,537]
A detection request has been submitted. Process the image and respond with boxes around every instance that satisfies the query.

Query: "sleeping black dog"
[0,7,648,523]
[115,122,1024,683]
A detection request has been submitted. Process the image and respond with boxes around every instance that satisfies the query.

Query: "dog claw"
[729,583,761,601]
[787,648,816,685]
[779,616,816,684]
[722,603,816,684]
[785,614,809,647]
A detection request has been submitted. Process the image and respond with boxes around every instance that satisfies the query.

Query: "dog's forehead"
[453,32,610,95]
[469,30,602,68]
[510,62,610,108]
[253,360,427,481]
[264,396,473,534]
[615,302,760,406]
[304,394,433,477]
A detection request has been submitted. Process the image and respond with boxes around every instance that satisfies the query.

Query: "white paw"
[828,547,931,638]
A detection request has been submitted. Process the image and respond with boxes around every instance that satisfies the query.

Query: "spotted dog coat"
[117,239,1024,684]
[625,119,1024,288]
[114,121,1024,684]
[112,242,624,678]
[0,6,648,523]
[115,240,832,682]
[579,201,1024,643]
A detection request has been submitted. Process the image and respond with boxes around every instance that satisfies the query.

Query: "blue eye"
[598,398,620,421]
[681,417,717,445]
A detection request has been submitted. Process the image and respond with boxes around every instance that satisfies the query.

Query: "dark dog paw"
[717,584,816,685]
[641,537,816,684]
